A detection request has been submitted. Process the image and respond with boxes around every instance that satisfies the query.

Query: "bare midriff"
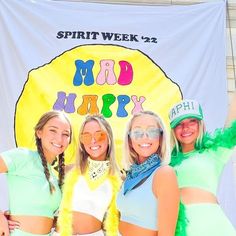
[119,222,157,236]
[71,212,102,234]
[180,187,218,204]
[10,215,53,234]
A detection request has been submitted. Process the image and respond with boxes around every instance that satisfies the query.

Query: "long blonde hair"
[123,111,170,170]
[76,114,118,175]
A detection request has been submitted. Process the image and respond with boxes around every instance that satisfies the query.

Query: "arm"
[0,174,9,211]
[0,212,9,236]
[153,165,180,236]
[0,157,8,173]
[0,156,21,234]
[225,89,236,127]
[0,158,9,215]
[0,158,9,236]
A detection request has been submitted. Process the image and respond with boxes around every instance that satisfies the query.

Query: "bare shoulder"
[0,156,8,172]
[153,165,177,186]
[153,165,178,196]
[155,165,175,178]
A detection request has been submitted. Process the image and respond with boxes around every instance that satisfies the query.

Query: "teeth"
[182,133,192,137]
[52,143,62,148]
[140,143,151,147]
[91,146,99,150]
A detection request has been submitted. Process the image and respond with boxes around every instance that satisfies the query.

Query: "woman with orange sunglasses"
[55,114,121,236]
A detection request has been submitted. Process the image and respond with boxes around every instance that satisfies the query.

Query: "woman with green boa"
[169,95,236,236]
[55,115,121,236]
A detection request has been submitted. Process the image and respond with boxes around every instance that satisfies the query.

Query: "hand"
[4,211,20,233]
[0,212,9,236]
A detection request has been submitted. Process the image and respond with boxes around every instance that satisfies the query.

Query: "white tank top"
[72,176,112,221]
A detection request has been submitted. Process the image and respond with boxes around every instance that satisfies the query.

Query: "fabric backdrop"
[1,0,235,227]
[0,0,227,159]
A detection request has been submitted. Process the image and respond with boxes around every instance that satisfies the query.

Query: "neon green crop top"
[172,120,236,196]
[174,147,233,195]
[1,148,61,218]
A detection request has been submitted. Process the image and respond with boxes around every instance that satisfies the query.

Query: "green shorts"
[177,203,236,236]
[10,229,51,236]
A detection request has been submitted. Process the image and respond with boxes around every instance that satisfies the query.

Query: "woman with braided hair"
[0,110,72,236]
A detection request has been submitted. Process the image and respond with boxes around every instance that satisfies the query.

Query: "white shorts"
[52,229,104,236]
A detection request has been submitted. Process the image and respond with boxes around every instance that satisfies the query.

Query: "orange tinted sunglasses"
[80,130,107,145]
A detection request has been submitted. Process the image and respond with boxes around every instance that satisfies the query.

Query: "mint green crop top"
[174,147,233,195]
[1,148,61,218]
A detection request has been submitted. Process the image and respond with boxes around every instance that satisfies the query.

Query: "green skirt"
[176,203,236,236]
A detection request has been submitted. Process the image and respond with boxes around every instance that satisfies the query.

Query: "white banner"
[0,0,227,156]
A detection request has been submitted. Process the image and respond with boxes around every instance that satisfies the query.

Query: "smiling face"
[36,116,71,163]
[129,114,162,164]
[173,118,200,153]
[81,120,109,161]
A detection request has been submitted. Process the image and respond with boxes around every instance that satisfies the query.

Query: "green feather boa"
[170,120,236,167]
[175,202,188,236]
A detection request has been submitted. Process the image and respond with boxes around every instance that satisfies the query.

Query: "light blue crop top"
[116,169,158,231]
[174,147,233,195]
[1,148,61,218]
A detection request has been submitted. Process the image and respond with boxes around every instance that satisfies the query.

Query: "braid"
[58,152,65,189]
[36,138,55,194]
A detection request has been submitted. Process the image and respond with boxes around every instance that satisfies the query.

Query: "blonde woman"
[116,111,179,236]
[56,114,121,236]
[169,98,236,236]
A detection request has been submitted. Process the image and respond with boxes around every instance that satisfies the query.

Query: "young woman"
[55,114,121,236]
[116,111,179,236]
[0,110,72,236]
[169,98,236,236]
